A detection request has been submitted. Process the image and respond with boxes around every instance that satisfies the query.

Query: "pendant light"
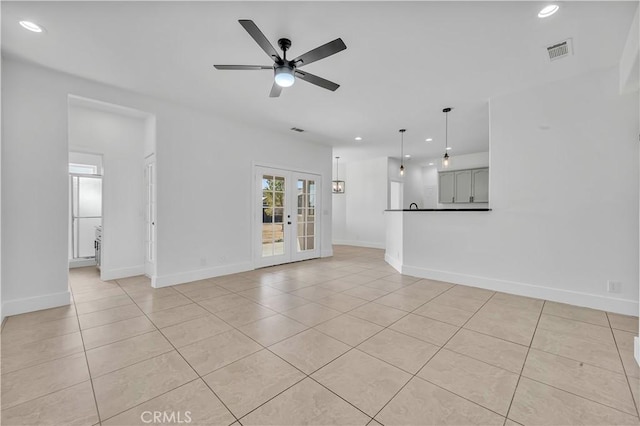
[332,156,345,193]
[399,129,406,176]
[442,108,452,168]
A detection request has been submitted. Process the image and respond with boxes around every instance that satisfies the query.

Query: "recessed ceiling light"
[446,147,452,150]
[354,136,362,141]
[538,5,559,18]
[405,154,411,158]
[425,138,433,142]
[19,20,43,33]
[428,162,434,166]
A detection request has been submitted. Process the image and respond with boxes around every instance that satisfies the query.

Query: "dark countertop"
[385,208,492,212]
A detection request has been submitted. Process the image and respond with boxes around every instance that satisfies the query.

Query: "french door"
[255,166,321,268]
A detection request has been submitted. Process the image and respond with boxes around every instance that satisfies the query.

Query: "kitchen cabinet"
[472,168,489,202]
[438,171,455,203]
[439,167,489,204]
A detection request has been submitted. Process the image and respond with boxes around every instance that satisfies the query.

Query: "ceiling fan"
[214,20,347,97]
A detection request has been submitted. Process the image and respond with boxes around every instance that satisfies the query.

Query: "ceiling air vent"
[290,127,305,133]
[546,39,573,62]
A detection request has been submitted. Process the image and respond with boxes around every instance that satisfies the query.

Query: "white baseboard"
[100,265,145,281]
[2,291,71,318]
[154,262,254,288]
[332,240,385,249]
[384,254,402,273]
[69,259,96,268]
[401,264,639,316]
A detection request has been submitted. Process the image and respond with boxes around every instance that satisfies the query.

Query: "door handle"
[287,221,292,225]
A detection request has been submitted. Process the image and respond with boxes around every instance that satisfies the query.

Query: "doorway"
[68,153,103,268]
[255,166,321,268]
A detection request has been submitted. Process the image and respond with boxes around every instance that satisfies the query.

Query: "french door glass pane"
[296,179,315,253]
[262,174,285,258]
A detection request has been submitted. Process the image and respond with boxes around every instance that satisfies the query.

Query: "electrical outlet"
[200,257,207,267]
[607,280,622,293]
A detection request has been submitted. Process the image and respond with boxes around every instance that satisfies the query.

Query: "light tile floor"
[2,245,640,425]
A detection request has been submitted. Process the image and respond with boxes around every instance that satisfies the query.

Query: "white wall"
[2,57,332,315]
[332,157,388,248]
[68,103,146,280]
[396,66,639,315]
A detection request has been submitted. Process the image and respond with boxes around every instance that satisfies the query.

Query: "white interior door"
[255,166,321,268]
[144,155,157,278]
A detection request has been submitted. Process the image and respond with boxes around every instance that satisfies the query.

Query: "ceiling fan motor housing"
[278,38,292,54]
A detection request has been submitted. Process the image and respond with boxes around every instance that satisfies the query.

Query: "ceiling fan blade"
[293,38,347,68]
[213,65,272,70]
[238,20,281,61]
[269,82,282,98]
[295,70,340,91]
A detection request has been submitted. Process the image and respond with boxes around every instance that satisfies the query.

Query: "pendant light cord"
[401,133,404,167]
[399,129,406,170]
[442,107,452,154]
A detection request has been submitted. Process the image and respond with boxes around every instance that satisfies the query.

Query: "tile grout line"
[187,274,488,422]
[102,282,244,426]
[519,375,640,419]
[69,282,103,425]
[606,312,640,419]
[9,255,638,425]
[183,275,379,423]
[366,288,504,423]
[503,299,546,424]
[206,268,401,423]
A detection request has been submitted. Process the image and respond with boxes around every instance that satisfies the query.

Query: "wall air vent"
[290,127,305,132]
[547,39,573,62]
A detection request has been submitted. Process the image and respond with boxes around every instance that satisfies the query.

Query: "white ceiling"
[2,1,636,163]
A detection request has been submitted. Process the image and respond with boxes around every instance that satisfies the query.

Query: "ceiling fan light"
[274,66,295,87]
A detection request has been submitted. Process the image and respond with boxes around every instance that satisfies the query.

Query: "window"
[69,163,99,175]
